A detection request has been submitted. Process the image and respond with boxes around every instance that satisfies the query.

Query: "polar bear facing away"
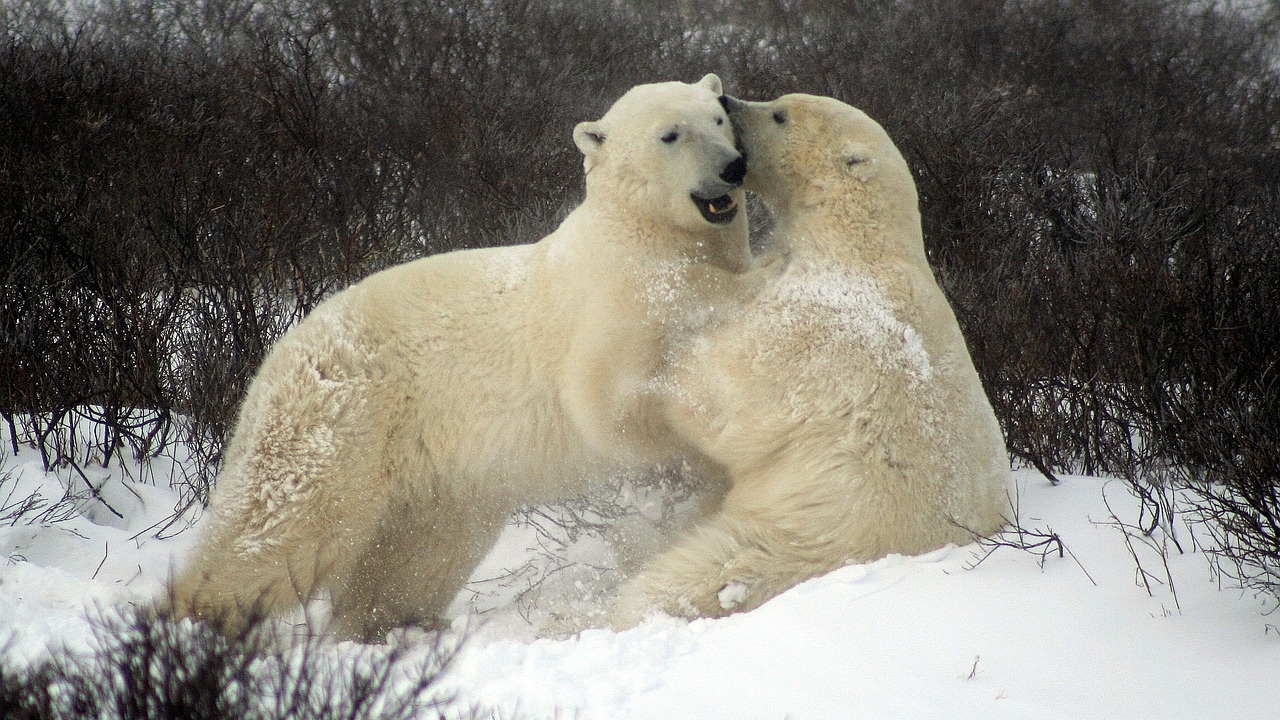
[168,75,766,641]
[609,94,1011,624]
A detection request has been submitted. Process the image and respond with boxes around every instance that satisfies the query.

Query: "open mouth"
[692,193,739,225]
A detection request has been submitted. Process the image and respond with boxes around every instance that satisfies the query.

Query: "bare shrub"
[0,605,489,720]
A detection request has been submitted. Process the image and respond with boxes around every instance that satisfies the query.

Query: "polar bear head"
[574,74,746,234]
[721,93,918,224]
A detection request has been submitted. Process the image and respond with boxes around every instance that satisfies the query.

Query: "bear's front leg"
[604,509,830,629]
[329,494,513,642]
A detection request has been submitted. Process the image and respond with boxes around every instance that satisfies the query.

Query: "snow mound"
[1,416,1275,719]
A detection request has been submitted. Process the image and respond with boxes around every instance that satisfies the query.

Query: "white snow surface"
[1,421,1275,720]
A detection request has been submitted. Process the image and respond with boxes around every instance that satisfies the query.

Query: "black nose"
[720,155,746,185]
[718,95,732,111]
[718,95,744,112]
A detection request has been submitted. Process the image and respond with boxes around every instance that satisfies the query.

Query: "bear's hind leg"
[166,494,391,635]
[167,528,329,635]
[165,438,394,635]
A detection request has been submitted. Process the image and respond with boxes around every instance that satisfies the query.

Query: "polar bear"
[167,74,767,641]
[608,93,1011,624]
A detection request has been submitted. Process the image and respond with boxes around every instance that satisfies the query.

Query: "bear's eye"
[716,116,725,125]
[773,110,787,125]
[661,131,680,144]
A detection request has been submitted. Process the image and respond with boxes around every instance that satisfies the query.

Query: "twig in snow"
[92,541,109,580]
[1099,485,1181,611]
[67,461,124,522]
[963,488,1097,586]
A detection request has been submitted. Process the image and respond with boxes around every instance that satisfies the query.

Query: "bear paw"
[716,579,751,610]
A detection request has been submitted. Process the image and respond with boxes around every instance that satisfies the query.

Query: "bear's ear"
[696,73,724,96]
[841,141,879,180]
[573,121,606,157]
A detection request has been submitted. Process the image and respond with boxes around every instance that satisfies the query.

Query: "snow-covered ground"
[1,421,1275,719]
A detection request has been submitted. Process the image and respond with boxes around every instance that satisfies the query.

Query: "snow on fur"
[770,261,934,385]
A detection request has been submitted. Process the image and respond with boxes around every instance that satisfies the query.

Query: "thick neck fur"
[575,184,754,274]
[774,178,928,274]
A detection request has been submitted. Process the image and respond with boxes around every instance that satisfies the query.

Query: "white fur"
[166,75,770,641]
[610,94,1011,625]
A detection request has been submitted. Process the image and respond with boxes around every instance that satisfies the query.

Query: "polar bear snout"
[694,148,746,195]
[720,155,747,186]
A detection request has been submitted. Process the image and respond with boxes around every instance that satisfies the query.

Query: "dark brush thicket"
[0,607,477,720]
[2,0,1278,596]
